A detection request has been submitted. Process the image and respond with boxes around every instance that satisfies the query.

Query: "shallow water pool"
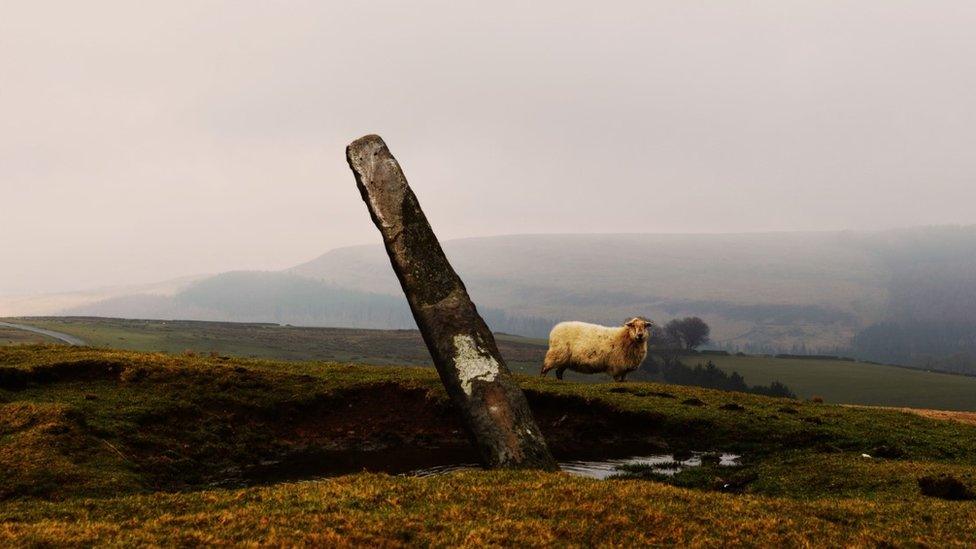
[408,452,741,480]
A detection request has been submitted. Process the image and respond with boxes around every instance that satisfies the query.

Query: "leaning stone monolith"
[346,134,557,470]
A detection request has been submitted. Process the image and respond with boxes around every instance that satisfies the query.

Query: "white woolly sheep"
[540,318,651,382]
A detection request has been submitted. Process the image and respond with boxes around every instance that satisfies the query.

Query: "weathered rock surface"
[346,134,556,470]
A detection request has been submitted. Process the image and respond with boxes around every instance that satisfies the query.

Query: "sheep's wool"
[453,334,500,396]
[542,319,649,380]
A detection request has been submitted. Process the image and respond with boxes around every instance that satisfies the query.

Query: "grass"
[6,317,545,369]
[0,326,55,346]
[3,471,976,547]
[697,353,976,411]
[1,344,976,545]
[10,316,976,411]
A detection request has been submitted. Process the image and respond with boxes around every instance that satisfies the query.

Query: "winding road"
[0,321,86,346]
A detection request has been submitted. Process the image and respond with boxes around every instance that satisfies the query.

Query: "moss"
[2,345,976,544]
[0,472,975,546]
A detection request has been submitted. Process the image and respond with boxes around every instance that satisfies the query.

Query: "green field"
[6,316,976,411]
[0,317,557,380]
[0,326,54,346]
[4,316,542,365]
[1,345,975,545]
[692,354,976,411]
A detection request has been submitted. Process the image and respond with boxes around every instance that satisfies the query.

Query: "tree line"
[638,316,796,398]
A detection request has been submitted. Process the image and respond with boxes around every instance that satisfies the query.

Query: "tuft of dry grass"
[2,345,976,545]
[0,471,974,547]
[891,407,976,427]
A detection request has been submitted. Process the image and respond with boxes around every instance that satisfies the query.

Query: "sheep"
[540,317,651,382]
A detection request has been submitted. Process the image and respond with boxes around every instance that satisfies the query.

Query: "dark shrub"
[918,474,976,500]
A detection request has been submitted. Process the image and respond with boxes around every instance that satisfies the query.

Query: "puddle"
[560,452,741,479]
[408,452,741,480]
[236,446,741,487]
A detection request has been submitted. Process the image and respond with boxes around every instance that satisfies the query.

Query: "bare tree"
[663,319,685,350]
[666,317,711,351]
[649,320,680,368]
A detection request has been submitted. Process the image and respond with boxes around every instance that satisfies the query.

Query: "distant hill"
[291,232,887,322]
[291,231,886,352]
[63,271,556,338]
[0,275,205,317]
[40,226,976,368]
[292,227,976,364]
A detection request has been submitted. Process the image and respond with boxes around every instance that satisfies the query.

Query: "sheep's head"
[624,317,651,343]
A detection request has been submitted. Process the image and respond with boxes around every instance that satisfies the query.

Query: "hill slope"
[293,232,883,347]
[9,317,976,410]
[292,227,976,360]
[1,346,975,545]
[21,226,976,362]
[61,272,555,338]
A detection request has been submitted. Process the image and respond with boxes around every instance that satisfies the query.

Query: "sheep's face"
[625,317,650,344]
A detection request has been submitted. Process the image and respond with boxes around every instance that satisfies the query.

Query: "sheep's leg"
[542,347,566,378]
[540,353,555,377]
[612,373,626,382]
[555,367,567,381]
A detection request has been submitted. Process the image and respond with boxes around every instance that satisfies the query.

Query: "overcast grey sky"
[2,1,975,295]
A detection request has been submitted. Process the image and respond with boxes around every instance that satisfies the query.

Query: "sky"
[2,1,976,295]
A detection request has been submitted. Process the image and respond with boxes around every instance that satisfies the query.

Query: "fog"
[3,1,976,295]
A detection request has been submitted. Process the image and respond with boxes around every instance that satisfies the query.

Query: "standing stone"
[346,134,557,470]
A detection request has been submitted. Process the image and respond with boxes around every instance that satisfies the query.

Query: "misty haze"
[3,1,976,545]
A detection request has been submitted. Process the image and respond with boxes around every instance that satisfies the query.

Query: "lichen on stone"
[453,334,500,396]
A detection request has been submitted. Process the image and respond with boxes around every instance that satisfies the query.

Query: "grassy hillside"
[292,232,887,317]
[9,317,976,411]
[10,227,976,357]
[6,472,976,546]
[2,317,547,371]
[12,232,893,349]
[292,232,885,350]
[1,345,975,545]
[693,354,976,411]
[0,326,54,345]
[291,227,976,355]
